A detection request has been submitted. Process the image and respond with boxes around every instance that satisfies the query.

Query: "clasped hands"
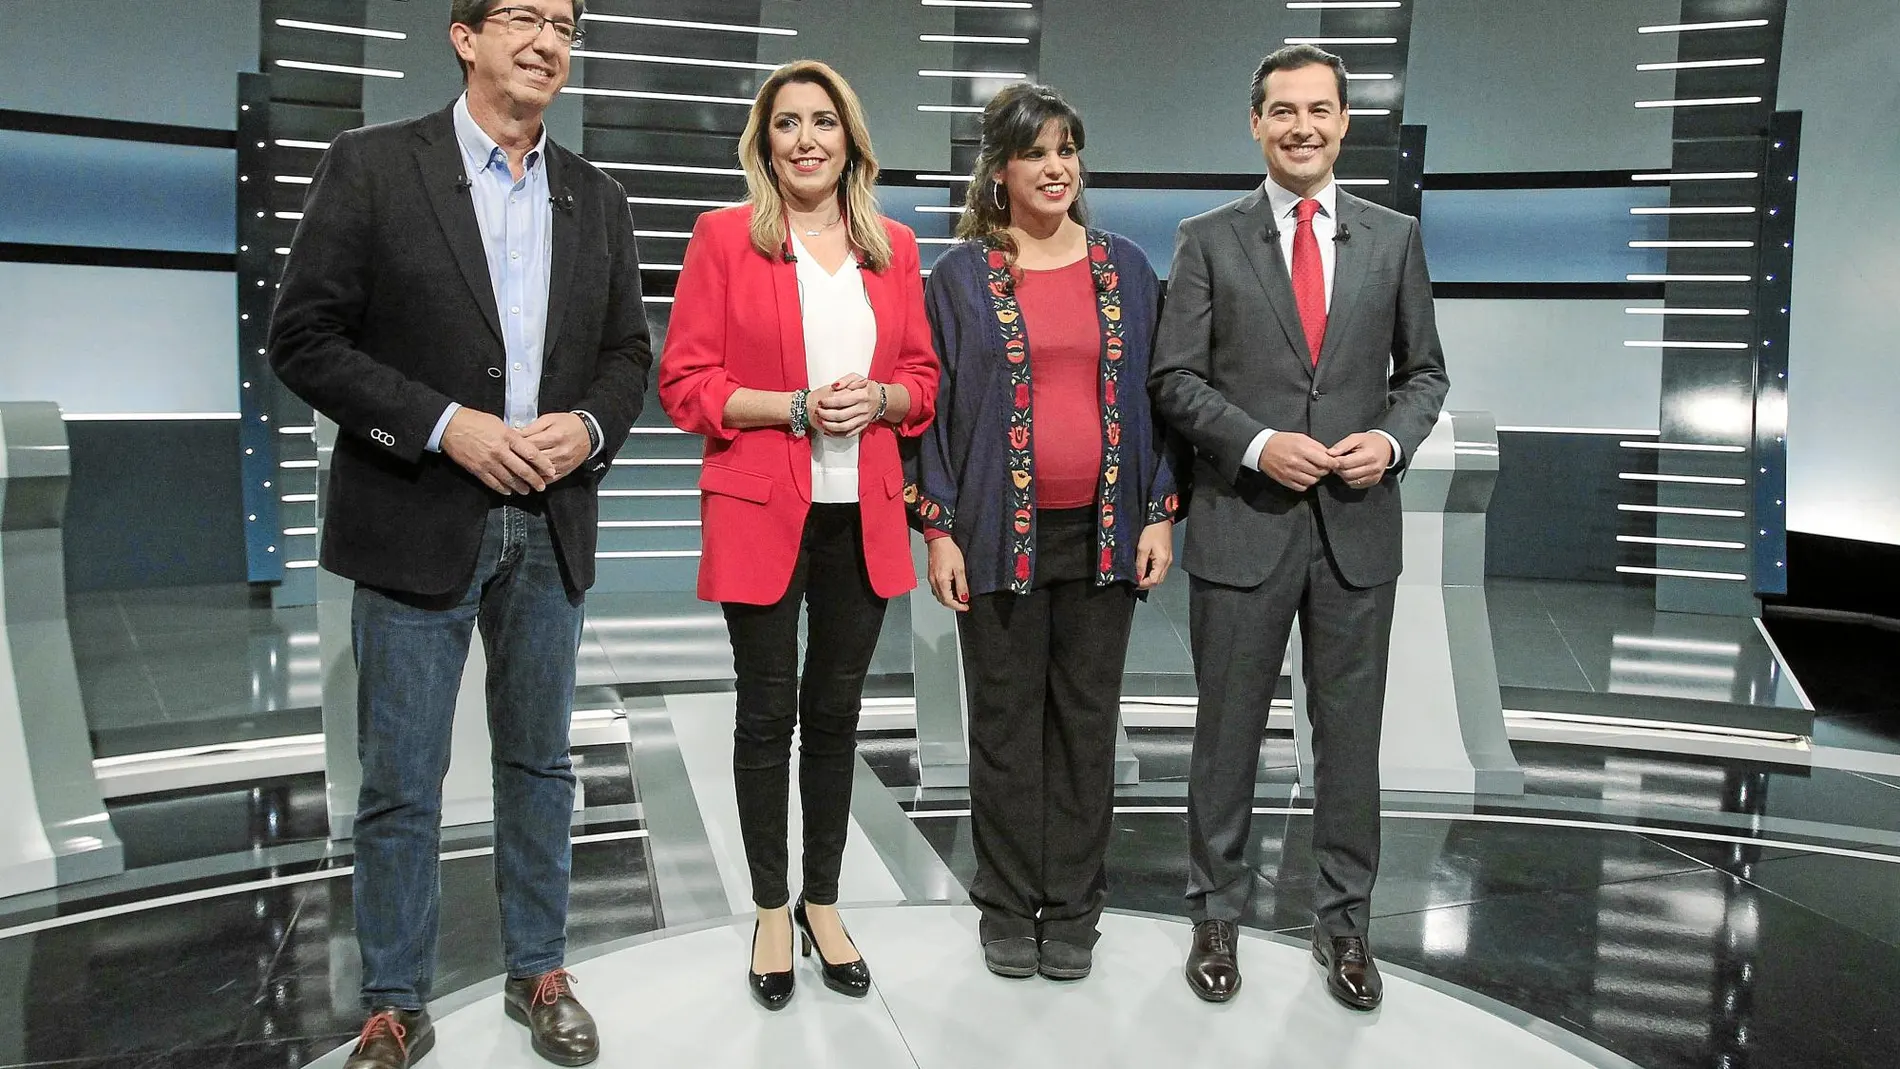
[441,408,591,496]
[807,372,883,438]
[1260,431,1391,492]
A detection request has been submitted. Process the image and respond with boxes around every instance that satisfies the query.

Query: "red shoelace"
[355,1011,408,1055]
[532,968,579,1007]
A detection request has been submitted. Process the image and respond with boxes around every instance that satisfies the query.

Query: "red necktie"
[1291,198,1327,366]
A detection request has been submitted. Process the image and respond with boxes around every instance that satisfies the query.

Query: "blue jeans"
[351,505,585,1010]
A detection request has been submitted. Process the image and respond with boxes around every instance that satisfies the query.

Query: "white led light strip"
[1345,72,1394,80]
[1621,340,1749,350]
[920,34,1030,44]
[1284,37,1398,44]
[1635,96,1762,109]
[1630,205,1756,214]
[275,59,403,79]
[1619,535,1748,549]
[1619,472,1747,485]
[1629,240,1755,249]
[919,69,1029,79]
[573,50,778,71]
[1637,58,1766,71]
[1618,503,1744,517]
[62,412,241,421]
[594,161,745,177]
[921,1,1033,8]
[627,195,739,208]
[916,105,985,114]
[1631,171,1759,181]
[581,13,795,35]
[1624,307,1748,316]
[1639,19,1770,33]
[562,86,750,106]
[274,18,405,40]
[635,230,694,240]
[1617,565,1748,581]
[1626,273,1752,283]
[1287,2,1402,7]
[275,138,331,150]
[597,550,702,559]
[1618,441,1746,453]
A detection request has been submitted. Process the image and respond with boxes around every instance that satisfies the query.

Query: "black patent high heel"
[793,898,871,998]
[748,918,794,1011]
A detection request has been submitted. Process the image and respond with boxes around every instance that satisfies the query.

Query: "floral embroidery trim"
[979,236,1037,593]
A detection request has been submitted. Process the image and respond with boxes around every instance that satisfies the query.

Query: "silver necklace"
[794,213,842,237]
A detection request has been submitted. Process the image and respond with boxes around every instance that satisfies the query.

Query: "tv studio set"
[1,0,1896,1066]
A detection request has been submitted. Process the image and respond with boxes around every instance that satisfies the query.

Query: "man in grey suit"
[1149,44,1448,1011]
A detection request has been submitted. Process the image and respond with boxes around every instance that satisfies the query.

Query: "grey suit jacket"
[1149,185,1449,590]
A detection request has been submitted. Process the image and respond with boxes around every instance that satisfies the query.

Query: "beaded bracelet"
[872,382,889,423]
[789,389,811,438]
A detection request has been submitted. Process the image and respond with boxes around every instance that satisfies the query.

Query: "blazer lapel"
[541,145,577,359]
[860,259,898,380]
[1316,192,1372,374]
[773,254,809,390]
[414,111,502,343]
[1231,189,1315,374]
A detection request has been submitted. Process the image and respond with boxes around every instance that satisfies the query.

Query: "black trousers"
[722,503,888,909]
[1184,497,1396,938]
[959,507,1137,947]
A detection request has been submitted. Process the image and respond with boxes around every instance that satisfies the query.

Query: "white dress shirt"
[792,231,878,503]
[1241,176,1402,473]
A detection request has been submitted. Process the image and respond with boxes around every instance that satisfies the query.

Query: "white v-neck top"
[791,231,878,503]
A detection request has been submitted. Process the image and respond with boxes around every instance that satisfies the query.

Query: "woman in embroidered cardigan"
[909,83,1183,981]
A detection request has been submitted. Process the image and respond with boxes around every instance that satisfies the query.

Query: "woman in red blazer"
[658,60,937,1011]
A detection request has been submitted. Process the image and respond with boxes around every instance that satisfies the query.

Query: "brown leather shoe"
[504,969,599,1066]
[1312,935,1383,1011]
[1184,919,1241,1003]
[343,1007,434,1069]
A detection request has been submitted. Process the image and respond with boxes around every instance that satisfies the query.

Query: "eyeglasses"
[482,6,585,46]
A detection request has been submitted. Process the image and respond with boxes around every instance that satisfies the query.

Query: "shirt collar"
[452,93,546,177]
[1263,175,1338,222]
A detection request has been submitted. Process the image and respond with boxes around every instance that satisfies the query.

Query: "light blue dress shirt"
[428,95,597,457]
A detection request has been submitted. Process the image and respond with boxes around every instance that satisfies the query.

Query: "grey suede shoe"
[982,937,1039,978]
[1038,939,1092,980]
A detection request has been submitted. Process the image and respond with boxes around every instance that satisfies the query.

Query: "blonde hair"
[738,60,892,272]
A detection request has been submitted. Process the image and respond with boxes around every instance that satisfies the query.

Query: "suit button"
[1311,388,1322,399]
[488,367,503,378]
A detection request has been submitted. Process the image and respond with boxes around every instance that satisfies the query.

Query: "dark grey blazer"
[1149,186,1449,590]
[269,104,651,597]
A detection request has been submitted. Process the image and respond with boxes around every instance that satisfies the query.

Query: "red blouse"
[1017,258,1103,509]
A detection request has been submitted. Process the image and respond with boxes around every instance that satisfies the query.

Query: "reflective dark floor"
[30,575,1900,1068]
[6,727,1900,1069]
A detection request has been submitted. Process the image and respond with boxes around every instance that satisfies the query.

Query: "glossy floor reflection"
[4,733,1900,1067]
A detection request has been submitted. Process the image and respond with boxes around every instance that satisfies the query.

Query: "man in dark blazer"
[1149,44,1448,1012]
[269,3,648,1065]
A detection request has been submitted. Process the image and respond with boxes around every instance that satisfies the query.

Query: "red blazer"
[658,204,939,605]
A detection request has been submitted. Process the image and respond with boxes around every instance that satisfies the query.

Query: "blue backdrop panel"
[0,130,235,253]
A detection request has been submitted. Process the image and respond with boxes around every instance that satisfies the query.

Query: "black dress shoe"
[1184,920,1241,1003]
[748,919,795,1011]
[1312,935,1383,1011]
[793,898,872,997]
[343,1007,434,1069]
[504,969,599,1066]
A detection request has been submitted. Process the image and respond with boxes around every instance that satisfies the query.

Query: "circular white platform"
[310,905,1635,1068]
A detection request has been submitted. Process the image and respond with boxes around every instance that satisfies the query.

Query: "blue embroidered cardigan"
[906,230,1185,596]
